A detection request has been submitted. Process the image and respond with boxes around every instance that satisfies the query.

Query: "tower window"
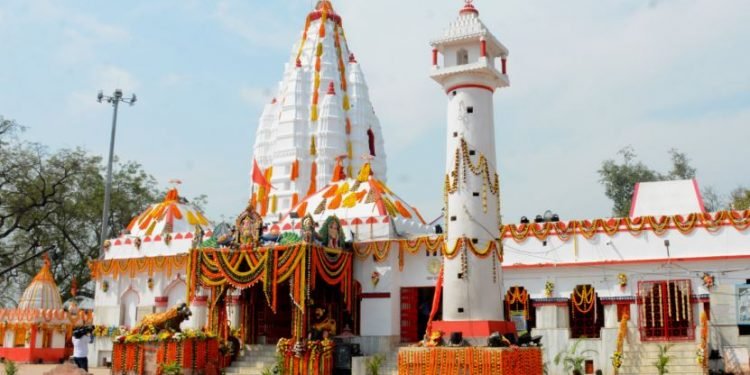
[452,91,457,96]
[469,150,476,156]
[471,238,478,244]
[367,128,376,156]
[450,216,457,221]
[457,49,469,65]
[467,106,474,114]
[472,192,479,197]
[453,132,458,137]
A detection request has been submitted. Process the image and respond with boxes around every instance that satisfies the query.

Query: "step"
[618,364,704,374]
[622,357,699,366]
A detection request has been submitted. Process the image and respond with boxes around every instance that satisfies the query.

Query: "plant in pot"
[4,359,19,375]
[366,354,385,375]
[553,339,597,375]
[654,344,671,375]
[160,361,183,375]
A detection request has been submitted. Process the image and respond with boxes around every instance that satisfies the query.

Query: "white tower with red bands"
[431,0,513,338]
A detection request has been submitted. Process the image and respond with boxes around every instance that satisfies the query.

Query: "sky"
[1,0,748,225]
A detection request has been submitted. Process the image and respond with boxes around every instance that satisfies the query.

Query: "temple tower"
[251,1,387,221]
[431,0,511,337]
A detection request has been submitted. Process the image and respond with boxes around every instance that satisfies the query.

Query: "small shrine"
[0,257,92,363]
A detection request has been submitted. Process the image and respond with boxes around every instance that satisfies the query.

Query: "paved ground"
[0,364,110,375]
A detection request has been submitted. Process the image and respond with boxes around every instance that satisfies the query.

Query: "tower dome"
[250,0,387,220]
[17,258,62,310]
[126,188,210,237]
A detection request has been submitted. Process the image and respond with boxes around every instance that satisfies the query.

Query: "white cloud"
[214,1,299,49]
[20,0,130,65]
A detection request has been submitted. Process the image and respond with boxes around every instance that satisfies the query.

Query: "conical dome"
[126,188,211,237]
[273,163,433,241]
[17,258,62,310]
[250,0,387,219]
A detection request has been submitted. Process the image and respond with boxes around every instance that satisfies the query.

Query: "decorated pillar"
[429,1,512,338]
[154,296,168,313]
[227,295,241,330]
[190,295,209,330]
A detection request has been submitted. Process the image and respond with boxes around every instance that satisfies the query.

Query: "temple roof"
[17,259,62,310]
[274,163,433,240]
[125,188,211,238]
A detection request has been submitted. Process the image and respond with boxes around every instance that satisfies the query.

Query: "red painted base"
[0,347,67,363]
[431,320,517,339]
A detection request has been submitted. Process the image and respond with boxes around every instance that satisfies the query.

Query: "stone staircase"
[618,342,705,375]
[224,344,279,375]
[223,343,406,375]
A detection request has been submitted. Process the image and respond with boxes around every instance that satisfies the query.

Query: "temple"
[0,258,92,363]
[77,1,750,374]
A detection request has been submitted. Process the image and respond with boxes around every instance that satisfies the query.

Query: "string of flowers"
[697,310,708,368]
[571,285,597,321]
[503,209,750,242]
[505,286,529,319]
[397,347,542,375]
[612,311,629,372]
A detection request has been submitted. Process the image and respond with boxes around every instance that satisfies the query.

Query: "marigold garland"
[505,286,529,320]
[697,310,708,368]
[90,254,188,280]
[189,244,352,315]
[352,235,502,270]
[277,337,335,375]
[397,347,542,375]
[612,311,629,372]
[504,209,750,242]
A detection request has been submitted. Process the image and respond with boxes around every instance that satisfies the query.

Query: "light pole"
[97,89,136,258]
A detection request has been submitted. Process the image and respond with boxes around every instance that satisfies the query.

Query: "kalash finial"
[460,0,479,16]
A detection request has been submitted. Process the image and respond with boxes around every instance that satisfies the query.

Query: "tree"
[0,117,162,305]
[598,147,696,217]
[667,148,696,180]
[730,187,750,210]
[598,147,662,217]
[701,186,724,213]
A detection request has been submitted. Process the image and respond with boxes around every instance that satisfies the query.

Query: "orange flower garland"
[90,254,188,279]
[503,209,750,242]
[397,347,542,375]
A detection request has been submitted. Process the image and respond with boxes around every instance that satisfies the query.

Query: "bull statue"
[132,302,192,334]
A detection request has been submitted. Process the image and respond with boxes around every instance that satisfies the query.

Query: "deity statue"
[310,306,337,340]
[318,215,346,249]
[300,214,318,244]
[235,202,262,246]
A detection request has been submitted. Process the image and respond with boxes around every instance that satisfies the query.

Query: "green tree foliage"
[598,147,696,217]
[0,116,161,305]
[730,187,750,210]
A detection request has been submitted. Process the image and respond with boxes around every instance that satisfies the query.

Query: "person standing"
[72,327,93,372]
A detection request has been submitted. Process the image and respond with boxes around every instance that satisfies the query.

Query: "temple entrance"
[241,282,352,345]
[400,287,441,343]
[638,279,693,341]
[242,285,293,345]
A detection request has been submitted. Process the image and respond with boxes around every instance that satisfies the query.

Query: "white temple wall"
[93,269,189,328]
[503,259,747,299]
[503,225,750,266]
[104,237,194,259]
[354,242,399,337]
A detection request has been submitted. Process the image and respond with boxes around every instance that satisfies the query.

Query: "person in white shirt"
[72,326,93,372]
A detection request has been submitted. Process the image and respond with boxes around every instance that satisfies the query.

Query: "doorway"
[400,287,441,343]
[638,279,693,341]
